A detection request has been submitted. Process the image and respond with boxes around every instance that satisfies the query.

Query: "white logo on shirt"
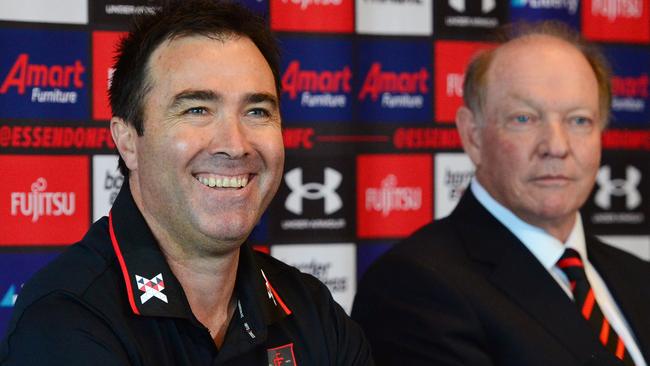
[136,273,168,304]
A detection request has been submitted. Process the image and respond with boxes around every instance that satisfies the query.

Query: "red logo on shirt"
[267,343,297,366]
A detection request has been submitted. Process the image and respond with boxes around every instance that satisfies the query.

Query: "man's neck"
[129,177,241,346]
[470,178,577,242]
[165,247,240,347]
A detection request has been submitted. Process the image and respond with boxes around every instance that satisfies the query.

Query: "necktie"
[557,248,635,365]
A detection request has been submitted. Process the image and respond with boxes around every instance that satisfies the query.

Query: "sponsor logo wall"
[0,0,648,316]
[271,243,356,313]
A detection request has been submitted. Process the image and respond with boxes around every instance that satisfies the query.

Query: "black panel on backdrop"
[434,0,508,39]
[269,155,356,243]
[582,152,649,236]
[90,0,162,26]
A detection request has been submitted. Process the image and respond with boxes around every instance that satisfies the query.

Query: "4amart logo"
[358,63,429,109]
[0,54,85,104]
[282,61,352,108]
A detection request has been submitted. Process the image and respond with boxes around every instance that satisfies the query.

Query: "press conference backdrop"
[1,0,649,332]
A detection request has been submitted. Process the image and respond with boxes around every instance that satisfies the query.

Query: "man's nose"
[208,115,251,159]
[538,119,570,158]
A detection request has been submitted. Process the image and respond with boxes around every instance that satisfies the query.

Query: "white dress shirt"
[471,178,646,366]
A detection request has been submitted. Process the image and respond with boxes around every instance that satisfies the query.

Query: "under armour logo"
[595,165,642,210]
[136,273,168,304]
[449,0,496,13]
[285,167,342,215]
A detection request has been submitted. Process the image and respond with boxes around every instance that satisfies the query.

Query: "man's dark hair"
[109,0,281,177]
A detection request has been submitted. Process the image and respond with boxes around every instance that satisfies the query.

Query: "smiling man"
[353,22,650,366]
[0,2,372,365]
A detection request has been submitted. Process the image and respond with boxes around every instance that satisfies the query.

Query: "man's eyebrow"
[245,93,278,109]
[170,90,220,109]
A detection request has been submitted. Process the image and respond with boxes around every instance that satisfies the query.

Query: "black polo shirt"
[1,183,373,366]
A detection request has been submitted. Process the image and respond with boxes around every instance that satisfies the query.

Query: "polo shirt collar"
[108,182,290,333]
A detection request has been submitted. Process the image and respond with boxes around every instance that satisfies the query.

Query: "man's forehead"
[145,34,274,93]
[150,33,242,64]
[486,35,593,89]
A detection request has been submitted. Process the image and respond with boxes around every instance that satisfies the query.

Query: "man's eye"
[247,108,270,117]
[185,107,207,115]
[572,116,591,125]
[515,115,530,123]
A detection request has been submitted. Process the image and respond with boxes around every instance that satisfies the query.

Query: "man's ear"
[455,106,483,167]
[110,117,138,171]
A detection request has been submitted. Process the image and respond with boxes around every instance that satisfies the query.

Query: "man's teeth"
[197,175,249,188]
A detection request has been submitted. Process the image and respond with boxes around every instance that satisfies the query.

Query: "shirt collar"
[470,178,586,270]
[108,182,290,332]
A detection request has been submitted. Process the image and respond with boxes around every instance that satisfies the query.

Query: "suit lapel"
[451,191,616,363]
[588,239,650,361]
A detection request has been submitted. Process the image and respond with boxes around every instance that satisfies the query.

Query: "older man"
[0,2,372,365]
[353,22,650,366]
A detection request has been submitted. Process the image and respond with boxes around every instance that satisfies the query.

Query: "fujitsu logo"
[0,54,85,94]
[282,0,342,10]
[446,73,464,97]
[285,167,343,215]
[595,165,642,210]
[282,61,352,107]
[10,177,76,223]
[591,0,643,21]
[365,174,422,217]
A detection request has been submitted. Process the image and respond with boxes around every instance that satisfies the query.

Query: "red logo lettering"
[358,63,429,101]
[282,61,352,99]
[611,74,649,97]
[0,54,85,94]
[283,128,314,149]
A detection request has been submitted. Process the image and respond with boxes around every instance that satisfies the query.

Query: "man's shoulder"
[589,237,650,273]
[378,216,465,268]
[250,248,346,318]
[13,217,120,314]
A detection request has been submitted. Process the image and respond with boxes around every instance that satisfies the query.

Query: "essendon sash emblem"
[267,343,297,366]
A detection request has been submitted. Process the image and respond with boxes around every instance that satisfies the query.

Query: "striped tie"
[557,248,635,365]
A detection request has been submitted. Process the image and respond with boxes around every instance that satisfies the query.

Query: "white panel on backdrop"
[271,243,356,314]
[93,155,123,222]
[356,0,432,35]
[598,235,650,261]
[0,0,88,24]
[434,153,475,219]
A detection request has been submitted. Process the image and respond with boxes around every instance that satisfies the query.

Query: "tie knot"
[557,248,587,282]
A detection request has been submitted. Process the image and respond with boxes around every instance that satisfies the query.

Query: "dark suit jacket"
[352,190,650,366]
